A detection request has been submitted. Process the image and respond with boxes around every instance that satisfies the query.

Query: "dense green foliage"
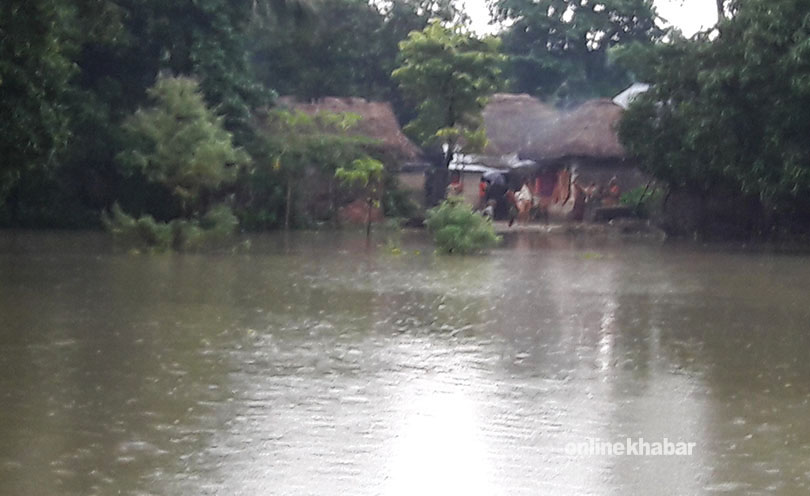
[102,202,238,251]
[0,0,459,230]
[393,22,503,155]
[393,21,503,205]
[104,76,243,249]
[252,0,461,103]
[0,1,76,203]
[493,0,662,102]
[248,108,376,229]
[619,0,810,233]
[425,197,501,254]
[1,0,273,227]
[117,76,247,216]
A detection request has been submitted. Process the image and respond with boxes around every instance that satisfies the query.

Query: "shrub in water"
[425,197,500,254]
[102,203,238,251]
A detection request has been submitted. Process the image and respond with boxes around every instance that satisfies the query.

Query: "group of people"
[474,171,622,224]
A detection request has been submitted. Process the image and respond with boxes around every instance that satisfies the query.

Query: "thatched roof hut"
[482,95,626,165]
[276,96,423,166]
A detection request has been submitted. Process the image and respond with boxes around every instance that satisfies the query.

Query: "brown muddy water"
[1,230,810,495]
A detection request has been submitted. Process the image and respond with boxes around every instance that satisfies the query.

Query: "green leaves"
[495,0,663,100]
[425,197,501,254]
[0,0,77,202]
[619,0,810,222]
[393,21,504,153]
[118,75,247,214]
[260,108,371,176]
[335,157,384,189]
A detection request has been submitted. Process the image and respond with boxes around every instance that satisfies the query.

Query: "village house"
[449,91,649,220]
[275,96,425,223]
[276,89,647,223]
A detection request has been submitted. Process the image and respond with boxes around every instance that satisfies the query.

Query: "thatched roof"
[482,93,558,156]
[526,99,626,162]
[483,94,626,163]
[276,96,423,164]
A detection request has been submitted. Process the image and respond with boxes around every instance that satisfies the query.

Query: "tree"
[249,0,464,115]
[335,157,384,237]
[392,21,503,202]
[253,109,374,229]
[619,0,810,234]
[1,0,276,227]
[493,0,663,102]
[0,0,76,204]
[251,0,388,101]
[117,75,247,217]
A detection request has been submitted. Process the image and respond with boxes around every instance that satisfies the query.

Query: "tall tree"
[249,0,463,109]
[619,0,810,233]
[0,1,76,204]
[117,75,247,218]
[249,108,374,229]
[251,0,388,101]
[392,21,503,184]
[48,0,271,223]
[493,0,662,102]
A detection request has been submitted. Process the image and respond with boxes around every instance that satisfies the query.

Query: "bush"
[102,203,238,251]
[425,197,500,254]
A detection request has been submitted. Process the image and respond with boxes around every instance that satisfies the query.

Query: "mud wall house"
[449,153,536,208]
[441,94,554,204]
[514,99,647,192]
[274,97,425,223]
[482,95,648,194]
[431,94,648,215]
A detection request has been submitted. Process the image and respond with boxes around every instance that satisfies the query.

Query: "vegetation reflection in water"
[1,231,810,495]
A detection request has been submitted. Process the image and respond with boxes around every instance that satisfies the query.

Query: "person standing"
[505,188,517,227]
[516,180,533,224]
[478,177,488,210]
[447,172,464,196]
[603,177,621,207]
[571,180,587,222]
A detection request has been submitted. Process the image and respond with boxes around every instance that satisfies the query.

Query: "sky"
[465,0,718,37]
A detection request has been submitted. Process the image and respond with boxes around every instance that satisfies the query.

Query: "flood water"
[1,230,810,495]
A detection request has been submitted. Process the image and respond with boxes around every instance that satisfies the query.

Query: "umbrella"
[482,170,506,186]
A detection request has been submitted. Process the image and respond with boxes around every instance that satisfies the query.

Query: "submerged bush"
[425,197,500,254]
[102,203,238,251]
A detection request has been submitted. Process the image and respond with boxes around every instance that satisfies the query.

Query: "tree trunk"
[285,181,293,230]
[716,0,724,21]
[635,181,652,213]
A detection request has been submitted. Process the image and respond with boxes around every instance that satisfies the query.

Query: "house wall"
[397,171,426,195]
[458,171,484,208]
[566,159,649,192]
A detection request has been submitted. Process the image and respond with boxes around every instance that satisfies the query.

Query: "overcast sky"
[465,0,718,37]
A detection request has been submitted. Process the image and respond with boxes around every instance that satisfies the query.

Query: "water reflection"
[388,375,494,496]
[2,231,810,494]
